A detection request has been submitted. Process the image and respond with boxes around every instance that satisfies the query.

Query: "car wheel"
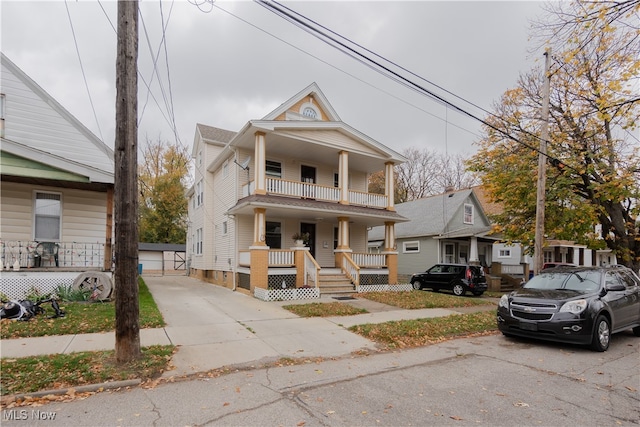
[590,315,611,352]
[411,280,422,290]
[633,326,640,337]
[452,283,465,296]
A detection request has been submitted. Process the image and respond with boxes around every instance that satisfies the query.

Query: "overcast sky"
[1,1,547,158]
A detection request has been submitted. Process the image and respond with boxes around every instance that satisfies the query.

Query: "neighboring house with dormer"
[186,83,410,300]
[368,187,499,278]
[0,52,114,299]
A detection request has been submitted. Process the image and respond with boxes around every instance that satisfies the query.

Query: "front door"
[301,223,316,258]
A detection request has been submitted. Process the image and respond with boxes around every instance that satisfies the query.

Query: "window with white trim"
[223,160,229,178]
[266,160,282,178]
[222,221,228,235]
[196,180,203,207]
[196,228,203,255]
[498,249,511,257]
[464,203,474,224]
[403,241,420,253]
[34,192,61,241]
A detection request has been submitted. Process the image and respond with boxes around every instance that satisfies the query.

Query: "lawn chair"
[35,242,59,267]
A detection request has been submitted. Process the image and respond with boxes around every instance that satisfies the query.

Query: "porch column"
[339,150,349,204]
[253,207,267,246]
[385,161,395,211]
[469,236,479,264]
[383,221,395,251]
[382,221,398,285]
[250,207,269,291]
[334,216,352,267]
[254,131,266,195]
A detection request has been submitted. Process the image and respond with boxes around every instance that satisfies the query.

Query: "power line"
[64,0,104,142]
[255,1,564,167]
[204,1,480,140]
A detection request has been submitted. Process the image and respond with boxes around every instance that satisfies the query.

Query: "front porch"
[0,240,112,300]
[235,248,410,301]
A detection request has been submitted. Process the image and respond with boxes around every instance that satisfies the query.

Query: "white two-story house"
[187,83,409,300]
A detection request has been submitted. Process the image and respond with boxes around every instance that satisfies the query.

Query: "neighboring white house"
[0,52,115,298]
[186,83,409,300]
[368,187,499,277]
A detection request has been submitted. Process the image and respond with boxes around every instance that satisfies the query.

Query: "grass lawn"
[283,302,367,317]
[1,277,174,397]
[357,290,496,309]
[1,345,174,396]
[282,290,498,350]
[350,311,497,349]
[0,277,165,339]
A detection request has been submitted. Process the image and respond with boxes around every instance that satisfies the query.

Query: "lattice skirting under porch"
[357,284,412,293]
[254,287,320,301]
[1,272,84,299]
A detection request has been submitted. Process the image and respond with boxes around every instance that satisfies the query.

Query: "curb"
[1,379,141,404]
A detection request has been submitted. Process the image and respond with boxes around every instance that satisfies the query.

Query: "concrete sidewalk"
[0,275,497,378]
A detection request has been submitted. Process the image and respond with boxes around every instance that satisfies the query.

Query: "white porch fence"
[0,240,106,269]
[241,178,389,209]
[351,252,386,268]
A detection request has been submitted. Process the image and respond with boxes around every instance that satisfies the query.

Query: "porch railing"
[501,264,525,275]
[0,240,106,269]
[351,252,387,268]
[303,250,320,287]
[266,178,339,203]
[238,249,296,267]
[340,253,360,287]
[246,177,389,209]
[269,249,295,266]
[348,190,387,209]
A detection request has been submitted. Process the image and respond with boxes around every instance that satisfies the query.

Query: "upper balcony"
[243,177,388,209]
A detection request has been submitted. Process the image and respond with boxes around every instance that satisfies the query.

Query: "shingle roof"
[196,123,236,144]
[369,188,491,240]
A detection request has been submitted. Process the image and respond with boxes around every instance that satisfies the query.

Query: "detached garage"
[138,243,186,275]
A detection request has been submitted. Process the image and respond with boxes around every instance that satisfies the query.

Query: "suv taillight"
[466,268,472,280]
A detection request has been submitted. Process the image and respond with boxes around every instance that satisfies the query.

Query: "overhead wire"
[96,0,183,146]
[254,0,591,173]
[206,1,480,139]
[64,0,104,142]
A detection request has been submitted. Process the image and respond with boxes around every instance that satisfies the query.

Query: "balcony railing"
[242,178,389,209]
[0,240,106,269]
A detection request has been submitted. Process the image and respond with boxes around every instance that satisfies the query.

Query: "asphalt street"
[2,330,638,426]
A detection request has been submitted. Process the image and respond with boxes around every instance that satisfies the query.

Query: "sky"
[1,0,547,158]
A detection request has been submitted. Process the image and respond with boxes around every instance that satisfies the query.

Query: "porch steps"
[318,269,355,296]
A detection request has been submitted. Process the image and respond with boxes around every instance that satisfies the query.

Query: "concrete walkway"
[0,275,497,378]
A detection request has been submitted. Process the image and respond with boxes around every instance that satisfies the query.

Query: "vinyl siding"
[0,182,107,243]
[1,59,113,175]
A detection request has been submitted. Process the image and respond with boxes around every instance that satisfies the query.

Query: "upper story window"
[196,180,203,206]
[299,102,319,120]
[34,192,61,241]
[334,172,339,188]
[464,203,474,224]
[223,160,229,178]
[266,160,282,178]
[222,221,228,235]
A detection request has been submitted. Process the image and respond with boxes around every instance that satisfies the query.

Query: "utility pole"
[533,49,552,276]
[114,0,140,363]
